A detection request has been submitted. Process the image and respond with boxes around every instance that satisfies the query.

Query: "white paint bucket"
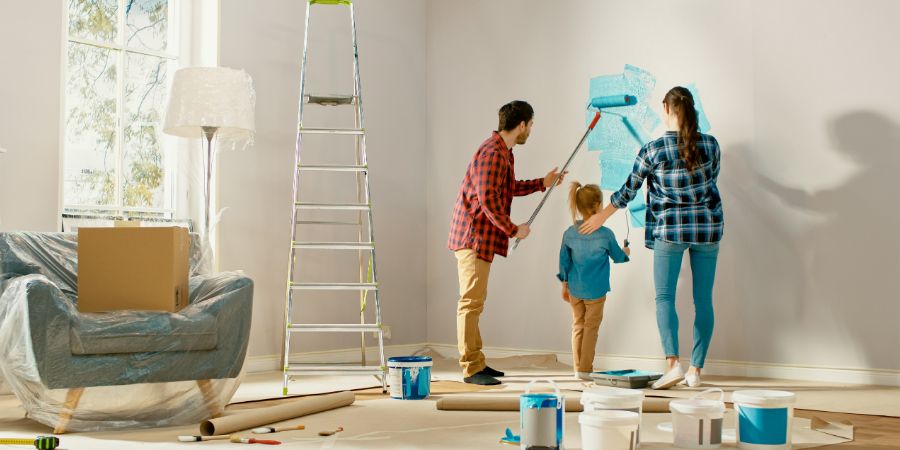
[733,390,796,450]
[581,388,644,445]
[579,410,640,450]
[387,356,432,400]
[520,379,565,450]
[669,388,725,449]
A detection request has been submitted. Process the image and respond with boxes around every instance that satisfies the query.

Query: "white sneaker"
[682,371,701,388]
[576,372,593,381]
[652,365,685,390]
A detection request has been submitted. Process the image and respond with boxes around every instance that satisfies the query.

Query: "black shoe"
[463,371,501,385]
[482,366,505,377]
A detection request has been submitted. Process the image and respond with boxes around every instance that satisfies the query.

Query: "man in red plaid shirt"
[448,100,566,385]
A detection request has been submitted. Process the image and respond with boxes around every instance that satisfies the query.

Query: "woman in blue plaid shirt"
[579,86,724,389]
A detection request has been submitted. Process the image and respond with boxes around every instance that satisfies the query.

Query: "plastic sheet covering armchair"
[0,232,253,433]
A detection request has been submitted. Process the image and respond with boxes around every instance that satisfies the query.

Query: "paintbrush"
[230,435,281,445]
[177,434,232,442]
[252,424,305,434]
[318,426,344,436]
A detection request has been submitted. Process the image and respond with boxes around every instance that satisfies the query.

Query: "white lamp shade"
[163,67,255,140]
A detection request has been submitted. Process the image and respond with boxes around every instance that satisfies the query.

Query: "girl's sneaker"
[651,365,685,389]
[576,372,592,381]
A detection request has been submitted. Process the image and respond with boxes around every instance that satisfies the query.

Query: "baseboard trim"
[246,342,900,387]
[244,343,427,373]
[421,343,900,387]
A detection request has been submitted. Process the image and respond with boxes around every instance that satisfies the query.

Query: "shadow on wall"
[718,111,900,372]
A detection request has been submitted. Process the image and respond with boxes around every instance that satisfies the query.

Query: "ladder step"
[290,282,377,291]
[285,364,384,376]
[295,202,370,211]
[293,241,375,250]
[308,0,352,6]
[289,324,381,332]
[298,164,367,172]
[296,220,360,226]
[305,94,356,106]
[299,127,365,135]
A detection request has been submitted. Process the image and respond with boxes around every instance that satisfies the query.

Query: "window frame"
[61,0,189,221]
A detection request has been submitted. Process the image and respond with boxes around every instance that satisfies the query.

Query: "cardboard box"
[77,227,190,313]
[113,220,141,228]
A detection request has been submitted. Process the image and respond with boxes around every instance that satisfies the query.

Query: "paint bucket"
[579,410,640,450]
[733,390,796,450]
[387,356,432,400]
[669,388,725,449]
[581,388,644,446]
[520,379,565,450]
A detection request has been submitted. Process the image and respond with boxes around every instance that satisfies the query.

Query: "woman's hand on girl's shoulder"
[579,212,604,234]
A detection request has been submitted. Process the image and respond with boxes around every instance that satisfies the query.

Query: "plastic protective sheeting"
[163,67,256,151]
[0,232,253,432]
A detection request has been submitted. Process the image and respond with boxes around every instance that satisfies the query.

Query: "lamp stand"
[201,126,218,236]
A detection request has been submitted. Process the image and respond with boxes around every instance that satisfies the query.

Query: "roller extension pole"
[513,111,601,250]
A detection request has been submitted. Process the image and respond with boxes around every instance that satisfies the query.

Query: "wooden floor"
[793,409,900,449]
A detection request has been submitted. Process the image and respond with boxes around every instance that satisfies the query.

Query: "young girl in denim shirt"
[558,182,630,380]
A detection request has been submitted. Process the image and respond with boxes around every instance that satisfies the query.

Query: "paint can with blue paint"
[387,356,432,400]
[733,390,796,450]
[520,379,565,450]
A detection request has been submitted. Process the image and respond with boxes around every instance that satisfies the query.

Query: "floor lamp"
[163,67,255,241]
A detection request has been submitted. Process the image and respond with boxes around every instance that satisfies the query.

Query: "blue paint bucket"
[520,379,565,450]
[387,356,432,400]
[733,390,796,450]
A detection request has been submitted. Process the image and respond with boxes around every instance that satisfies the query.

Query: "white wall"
[0,1,63,231]
[218,0,428,360]
[2,0,897,374]
[0,0,428,364]
[426,0,900,371]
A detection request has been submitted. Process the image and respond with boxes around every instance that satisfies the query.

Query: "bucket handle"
[524,379,563,409]
[690,387,724,402]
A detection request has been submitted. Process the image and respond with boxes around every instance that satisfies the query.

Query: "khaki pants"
[570,296,606,373]
[455,249,492,377]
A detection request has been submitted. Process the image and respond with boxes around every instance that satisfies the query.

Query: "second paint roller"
[512,94,637,250]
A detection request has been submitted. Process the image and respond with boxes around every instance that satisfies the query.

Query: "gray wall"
[0,1,63,231]
[218,0,428,359]
[425,0,900,370]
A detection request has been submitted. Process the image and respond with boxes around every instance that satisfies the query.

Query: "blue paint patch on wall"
[628,196,646,228]
[587,64,661,154]
[588,65,711,230]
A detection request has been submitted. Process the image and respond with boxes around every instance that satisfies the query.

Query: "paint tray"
[590,369,663,388]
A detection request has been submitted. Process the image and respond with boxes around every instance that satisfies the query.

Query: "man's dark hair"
[498,100,534,132]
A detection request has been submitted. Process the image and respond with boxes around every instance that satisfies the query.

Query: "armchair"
[0,232,253,433]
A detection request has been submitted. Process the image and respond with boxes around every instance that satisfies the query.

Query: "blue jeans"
[653,240,719,368]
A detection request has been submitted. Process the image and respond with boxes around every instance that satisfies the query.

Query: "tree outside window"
[64,0,178,218]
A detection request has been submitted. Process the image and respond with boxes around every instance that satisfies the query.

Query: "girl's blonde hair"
[568,182,603,224]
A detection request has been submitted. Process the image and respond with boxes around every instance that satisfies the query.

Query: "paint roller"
[512,94,637,250]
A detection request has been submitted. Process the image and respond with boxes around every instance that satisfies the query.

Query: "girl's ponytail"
[568,181,583,224]
[568,182,603,224]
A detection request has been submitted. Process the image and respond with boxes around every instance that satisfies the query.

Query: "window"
[63,0,180,219]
